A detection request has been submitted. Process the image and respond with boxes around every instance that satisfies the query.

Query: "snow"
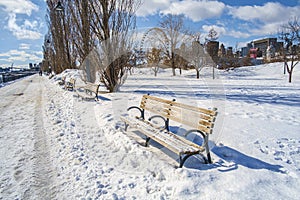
[0,62,299,199]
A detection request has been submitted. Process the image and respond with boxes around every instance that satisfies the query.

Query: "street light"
[55,1,64,12]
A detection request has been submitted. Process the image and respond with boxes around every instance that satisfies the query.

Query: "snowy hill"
[0,62,299,199]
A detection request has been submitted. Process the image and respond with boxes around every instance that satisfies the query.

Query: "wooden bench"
[77,82,108,100]
[65,78,76,91]
[58,76,66,86]
[120,94,218,168]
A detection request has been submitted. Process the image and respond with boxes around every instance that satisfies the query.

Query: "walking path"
[0,76,56,199]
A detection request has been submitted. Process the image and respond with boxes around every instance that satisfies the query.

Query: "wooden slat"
[168,109,214,128]
[166,114,212,134]
[139,94,217,134]
[172,102,217,116]
[169,106,216,122]
[140,101,170,116]
[143,95,217,116]
[120,116,205,154]
[124,116,202,154]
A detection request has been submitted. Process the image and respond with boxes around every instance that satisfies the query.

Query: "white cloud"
[202,24,226,36]
[6,13,42,40]
[202,24,252,40]
[229,2,300,24]
[24,19,38,29]
[136,0,170,17]
[136,0,225,21]
[19,43,31,50]
[227,2,300,40]
[227,30,251,39]
[0,0,41,40]
[161,0,225,22]
[0,0,38,15]
[251,22,282,36]
[0,49,42,64]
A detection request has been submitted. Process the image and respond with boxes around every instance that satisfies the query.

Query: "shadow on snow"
[143,126,285,174]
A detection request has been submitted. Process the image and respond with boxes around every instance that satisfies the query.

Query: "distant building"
[241,43,253,57]
[226,47,233,57]
[241,38,283,58]
[206,41,219,63]
[218,43,226,57]
[253,38,276,57]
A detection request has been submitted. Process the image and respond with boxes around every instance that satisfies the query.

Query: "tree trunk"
[196,70,199,79]
[288,71,292,83]
[171,52,176,76]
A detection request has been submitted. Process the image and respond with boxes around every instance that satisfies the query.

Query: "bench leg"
[184,130,212,164]
[145,137,151,147]
[124,123,129,131]
[179,154,187,168]
[206,152,212,164]
[204,136,212,163]
[179,153,197,168]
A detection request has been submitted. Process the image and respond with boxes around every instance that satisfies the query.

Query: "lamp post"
[54,1,72,73]
[55,1,64,11]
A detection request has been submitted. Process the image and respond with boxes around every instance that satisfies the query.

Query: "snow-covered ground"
[0,62,299,199]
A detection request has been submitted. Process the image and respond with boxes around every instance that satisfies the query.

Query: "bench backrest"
[69,78,76,85]
[139,95,217,135]
[85,82,100,93]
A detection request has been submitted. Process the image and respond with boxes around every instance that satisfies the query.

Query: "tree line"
[43,0,140,92]
[42,1,299,90]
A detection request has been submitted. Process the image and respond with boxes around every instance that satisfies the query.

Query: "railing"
[1,71,38,83]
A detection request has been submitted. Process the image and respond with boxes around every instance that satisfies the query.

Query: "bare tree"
[174,43,189,75]
[45,0,77,74]
[89,0,141,92]
[184,33,213,78]
[147,47,162,76]
[205,28,219,64]
[205,28,219,42]
[278,17,300,83]
[159,14,189,76]
[65,0,99,82]
[191,40,206,78]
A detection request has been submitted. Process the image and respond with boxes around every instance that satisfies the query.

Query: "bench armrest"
[148,115,169,131]
[184,129,211,163]
[127,106,144,119]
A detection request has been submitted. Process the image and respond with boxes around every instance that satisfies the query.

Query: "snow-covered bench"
[120,94,218,168]
[65,78,76,91]
[58,76,66,86]
[76,82,108,100]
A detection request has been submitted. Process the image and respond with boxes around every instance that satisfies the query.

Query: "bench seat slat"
[121,116,204,154]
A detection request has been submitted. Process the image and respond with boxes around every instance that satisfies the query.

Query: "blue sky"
[0,0,300,68]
